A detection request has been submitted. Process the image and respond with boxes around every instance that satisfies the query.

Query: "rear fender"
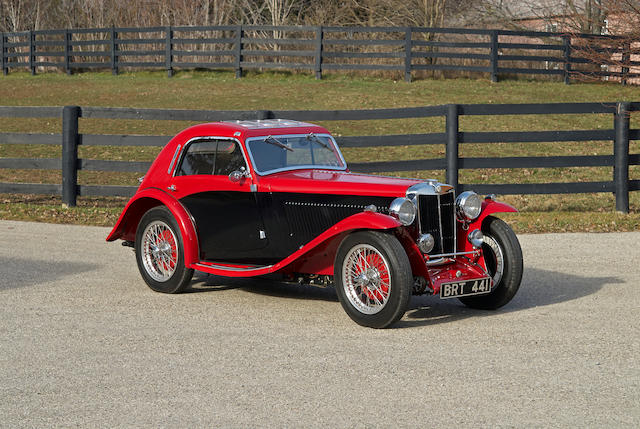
[105,187,199,265]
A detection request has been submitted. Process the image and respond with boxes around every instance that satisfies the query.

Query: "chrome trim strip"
[167,144,181,174]
[452,189,457,255]
[437,193,444,254]
[194,263,274,272]
[425,257,452,266]
[245,133,348,176]
[412,193,422,233]
[171,136,251,178]
[425,249,481,266]
[429,250,479,258]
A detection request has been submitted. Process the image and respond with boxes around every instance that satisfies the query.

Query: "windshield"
[246,133,346,175]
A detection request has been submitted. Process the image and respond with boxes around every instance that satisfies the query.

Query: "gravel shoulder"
[1,220,638,428]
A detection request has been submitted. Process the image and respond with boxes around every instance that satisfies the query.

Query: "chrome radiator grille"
[418,191,456,255]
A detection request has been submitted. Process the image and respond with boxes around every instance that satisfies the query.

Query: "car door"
[168,138,269,262]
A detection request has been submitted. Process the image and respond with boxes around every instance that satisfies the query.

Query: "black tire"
[334,231,413,328]
[459,216,523,310]
[135,206,194,293]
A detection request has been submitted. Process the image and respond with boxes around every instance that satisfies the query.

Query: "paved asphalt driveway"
[0,220,638,427]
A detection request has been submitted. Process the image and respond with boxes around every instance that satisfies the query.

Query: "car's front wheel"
[459,216,523,310]
[135,206,194,293]
[334,231,413,328]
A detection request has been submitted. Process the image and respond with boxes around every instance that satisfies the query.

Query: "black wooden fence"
[1,25,638,83]
[0,102,638,213]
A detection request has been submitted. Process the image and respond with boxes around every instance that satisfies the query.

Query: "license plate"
[439,277,492,299]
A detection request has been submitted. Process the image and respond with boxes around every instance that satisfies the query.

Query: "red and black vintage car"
[107,119,523,328]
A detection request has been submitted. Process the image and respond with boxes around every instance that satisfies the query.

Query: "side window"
[177,139,244,176]
[215,140,245,175]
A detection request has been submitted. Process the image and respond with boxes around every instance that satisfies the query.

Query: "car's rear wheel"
[334,231,412,328]
[459,216,523,309]
[135,206,193,293]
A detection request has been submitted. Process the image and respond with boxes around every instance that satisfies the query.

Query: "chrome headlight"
[417,234,435,253]
[467,229,484,248]
[456,191,482,221]
[389,197,416,226]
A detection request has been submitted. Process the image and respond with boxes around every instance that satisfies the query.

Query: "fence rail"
[0,102,638,213]
[1,25,639,83]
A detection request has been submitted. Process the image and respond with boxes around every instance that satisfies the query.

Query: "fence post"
[621,42,630,86]
[234,25,243,79]
[256,110,272,120]
[64,29,72,75]
[110,27,118,75]
[165,26,173,77]
[490,30,498,83]
[0,32,6,76]
[446,104,460,192]
[563,35,571,85]
[404,27,412,83]
[614,102,630,214]
[29,31,36,75]
[62,106,80,208]
[314,26,323,80]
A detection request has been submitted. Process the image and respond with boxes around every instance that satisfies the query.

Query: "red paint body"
[107,120,517,295]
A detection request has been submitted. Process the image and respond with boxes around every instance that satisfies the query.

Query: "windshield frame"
[245,133,348,176]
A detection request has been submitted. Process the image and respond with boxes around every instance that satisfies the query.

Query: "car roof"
[179,120,329,140]
[224,119,315,129]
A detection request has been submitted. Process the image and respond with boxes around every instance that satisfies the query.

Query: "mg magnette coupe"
[107,119,523,328]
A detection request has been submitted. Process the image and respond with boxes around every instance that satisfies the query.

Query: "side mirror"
[229,166,248,183]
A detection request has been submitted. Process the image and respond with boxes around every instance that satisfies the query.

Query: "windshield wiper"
[306,133,332,151]
[264,135,294,152]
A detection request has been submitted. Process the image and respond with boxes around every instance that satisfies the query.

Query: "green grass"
[0,70,639,232]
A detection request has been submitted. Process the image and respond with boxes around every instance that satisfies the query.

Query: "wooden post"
[404,27,412,83]
[110,27,118,75]
[166,26,173,78]
[490,30,499,83]
[446,104,460,192]
[613,102,630,213]
[621,42,630,86]
[234,25,243,79]
[314,26,323,80]
[257,110,272,120]
[0,32,6,76]
[563,35,571,85]
[62,106,80,208]
[64,29,72,75]
[29,31,36,75]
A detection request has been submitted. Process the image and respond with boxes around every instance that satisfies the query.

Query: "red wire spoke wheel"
[135,206,193,294]
[334,231,412,328]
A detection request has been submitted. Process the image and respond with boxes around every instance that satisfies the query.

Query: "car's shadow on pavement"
[187,272,338,301]
[186,267,621,328]
[399,267,622,328]
[0,256,98,291]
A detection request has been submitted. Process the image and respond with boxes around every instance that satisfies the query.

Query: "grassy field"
[0,70,638,233]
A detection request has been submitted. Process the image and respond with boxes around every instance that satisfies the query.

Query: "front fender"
[271,211,403,276]
[459,199,518,253]
[471,199,518,229]
[105,187,199,266]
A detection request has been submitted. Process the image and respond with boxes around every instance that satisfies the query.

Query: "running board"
[192,261,275,277]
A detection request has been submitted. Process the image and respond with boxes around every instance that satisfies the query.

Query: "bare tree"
[568,0,640,83]
[471,0,607,34]
[1,0,55,31]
